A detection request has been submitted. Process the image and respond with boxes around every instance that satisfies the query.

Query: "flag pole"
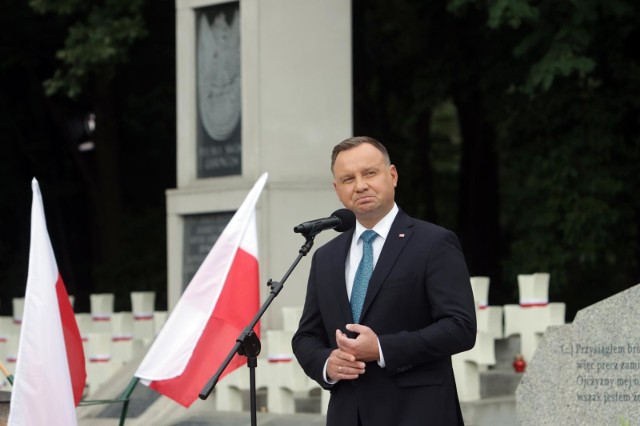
[4,359,137,424]
[0,360,14,385]
[4,360,137,425]
[118,377,139,426]
[199,233,317,425]
[76,376,139,426]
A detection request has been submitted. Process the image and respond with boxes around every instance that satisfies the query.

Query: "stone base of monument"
[460,335,524,426]
[480,335,524,398]
[479,370,523,398]
[494,335,522,368]
[461,395,518,426]
[294,388,322,414]
[0,390,10,425]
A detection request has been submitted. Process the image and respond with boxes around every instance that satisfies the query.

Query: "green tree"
[354,0,640,316]
[29,0,147,270]
[450,0,640,315]
[0,0,83,310]
[0,0,175,312]
[353,0,506,302]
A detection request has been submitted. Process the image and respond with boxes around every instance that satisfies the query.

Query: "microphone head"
[331,209,356,232]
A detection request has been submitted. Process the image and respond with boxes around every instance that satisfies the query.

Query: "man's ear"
[390,164,398,187]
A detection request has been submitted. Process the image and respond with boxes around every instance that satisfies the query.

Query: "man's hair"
[331,136,391,173]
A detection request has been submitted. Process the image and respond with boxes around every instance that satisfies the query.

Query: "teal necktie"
[351,230,378,323]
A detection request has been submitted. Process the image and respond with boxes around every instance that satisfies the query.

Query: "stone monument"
[170,0,352,329]
[516,283,640,425]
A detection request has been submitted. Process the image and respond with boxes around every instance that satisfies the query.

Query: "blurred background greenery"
[1,0,638,320]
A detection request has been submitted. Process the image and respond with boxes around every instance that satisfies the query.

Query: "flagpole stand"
[199,234,317,426]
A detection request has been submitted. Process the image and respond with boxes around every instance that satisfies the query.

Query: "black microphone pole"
[199,231,317,426]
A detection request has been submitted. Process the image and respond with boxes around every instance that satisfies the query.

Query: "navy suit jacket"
[292,210,477,426]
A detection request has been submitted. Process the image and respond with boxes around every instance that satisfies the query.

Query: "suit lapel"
[325,229,355,324]
[360,211,413,322]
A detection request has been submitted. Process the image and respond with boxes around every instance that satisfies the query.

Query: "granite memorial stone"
[517,283,640,425]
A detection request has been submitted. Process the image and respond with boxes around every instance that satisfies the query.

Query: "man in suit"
[292,136,477,426]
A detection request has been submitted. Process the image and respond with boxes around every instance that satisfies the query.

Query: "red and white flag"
[9,179,86,425]
[135,172,267,407]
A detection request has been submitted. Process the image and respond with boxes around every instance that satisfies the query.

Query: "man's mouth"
[356,196,374,204]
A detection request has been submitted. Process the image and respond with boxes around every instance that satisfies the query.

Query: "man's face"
[332,143,398,228]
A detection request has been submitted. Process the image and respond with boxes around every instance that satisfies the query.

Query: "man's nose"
[354,175,368,191]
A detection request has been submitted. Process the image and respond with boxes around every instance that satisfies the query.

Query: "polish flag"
[9,179,86,425]
[135,172,267,407]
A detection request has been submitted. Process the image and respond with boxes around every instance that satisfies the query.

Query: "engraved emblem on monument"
[196,2,241,178]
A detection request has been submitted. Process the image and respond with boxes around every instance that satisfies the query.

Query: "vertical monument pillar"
[169,0,352,329]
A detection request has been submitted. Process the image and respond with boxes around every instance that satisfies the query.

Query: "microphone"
[293,209,356,236]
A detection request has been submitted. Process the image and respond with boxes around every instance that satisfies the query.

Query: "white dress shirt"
[323,204,399,383]
[345,204,399,300]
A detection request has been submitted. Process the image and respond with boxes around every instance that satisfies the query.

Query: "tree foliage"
[450,0,640,314]
[0,0,175,313]
[1,0,637,319]
[29,0,147,98]
[356,0,640,317]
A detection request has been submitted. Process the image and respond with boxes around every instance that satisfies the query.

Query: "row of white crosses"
[0,298,32,384]
[0,292,167,395]
[85,292,169,394]
[453,277,502,401]
[0,274,565,410]
[215,306,329,415]
[1,295,323,414]
[217,273,567,412]
[453,273,566,402]
[504,273,565,364]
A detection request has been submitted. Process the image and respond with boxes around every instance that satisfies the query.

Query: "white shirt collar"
[346,204,400,298]
[353,203,399,242]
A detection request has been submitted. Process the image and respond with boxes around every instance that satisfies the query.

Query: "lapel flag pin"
[399,233,405,238]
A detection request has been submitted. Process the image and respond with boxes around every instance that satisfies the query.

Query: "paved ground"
[76,377,326,426]
[79,411,326,426]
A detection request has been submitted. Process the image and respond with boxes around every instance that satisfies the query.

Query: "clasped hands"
[328,323,379,381]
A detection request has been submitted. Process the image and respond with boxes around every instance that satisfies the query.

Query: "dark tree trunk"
[91,78,124,267]
[413,109,437,222]
[454,91,504,305]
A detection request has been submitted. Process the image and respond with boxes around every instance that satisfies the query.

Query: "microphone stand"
[199,232,318,426]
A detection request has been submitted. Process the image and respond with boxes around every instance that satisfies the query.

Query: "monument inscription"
[517,284,640,425]
[182,212,233,289]
[567,342,640,404]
